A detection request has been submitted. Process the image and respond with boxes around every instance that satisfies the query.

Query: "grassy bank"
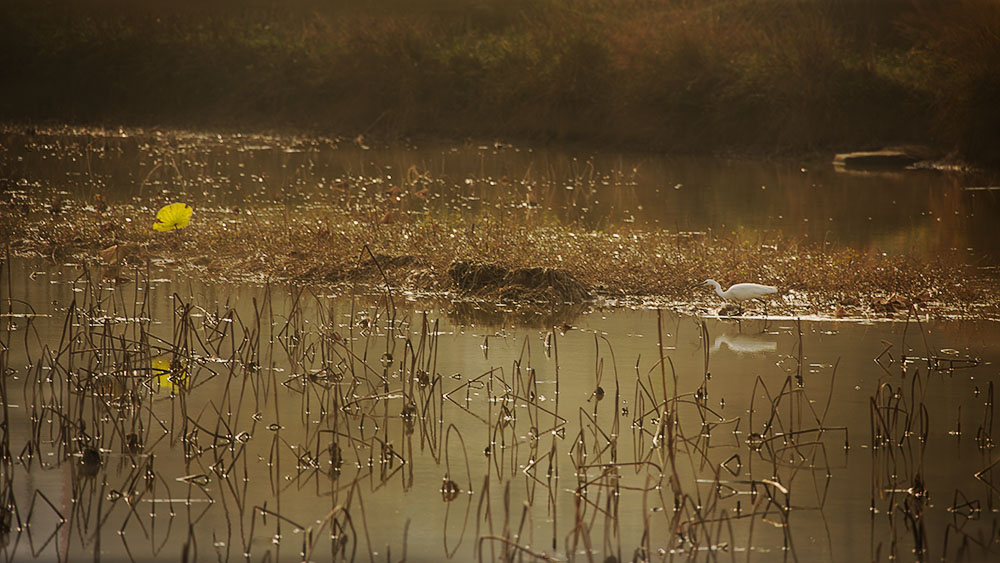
[1,0,999,163]
[2,191,996,320]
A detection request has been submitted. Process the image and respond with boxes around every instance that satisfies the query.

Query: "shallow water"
[1,258,998,562]
[2,128,999,263]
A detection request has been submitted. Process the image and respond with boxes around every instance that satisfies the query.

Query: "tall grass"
[1,0,998,162]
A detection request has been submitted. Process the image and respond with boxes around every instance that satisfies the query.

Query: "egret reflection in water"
[711,330,778,355]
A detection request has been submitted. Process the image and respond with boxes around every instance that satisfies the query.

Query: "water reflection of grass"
[1,265,995,561]
[1,0,999,163]
[2,194,995,318]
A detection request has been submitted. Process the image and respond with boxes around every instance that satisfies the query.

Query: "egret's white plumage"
[703,279,777,303]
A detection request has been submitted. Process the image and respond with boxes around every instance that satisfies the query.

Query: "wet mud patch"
[349,253,417,282]
[448,260,591,303]
[299,254,420,284]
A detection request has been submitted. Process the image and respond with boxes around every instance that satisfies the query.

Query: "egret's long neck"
[709,280,726,299]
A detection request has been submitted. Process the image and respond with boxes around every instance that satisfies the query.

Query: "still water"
[2,127,999,263]
[1,258,998,562]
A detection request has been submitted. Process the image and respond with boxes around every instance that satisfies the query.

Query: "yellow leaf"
[154,203,193,232]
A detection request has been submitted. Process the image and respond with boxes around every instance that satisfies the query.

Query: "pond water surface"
[1,258,998,562]
[1,128,999,562]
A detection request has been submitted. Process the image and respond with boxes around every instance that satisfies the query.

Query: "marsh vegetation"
[2,0,1000,163]
[2,127,997,320]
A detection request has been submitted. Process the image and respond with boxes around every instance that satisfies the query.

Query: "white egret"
[703,279,778,314]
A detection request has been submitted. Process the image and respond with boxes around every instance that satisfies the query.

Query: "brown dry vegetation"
[2,195,995,319]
